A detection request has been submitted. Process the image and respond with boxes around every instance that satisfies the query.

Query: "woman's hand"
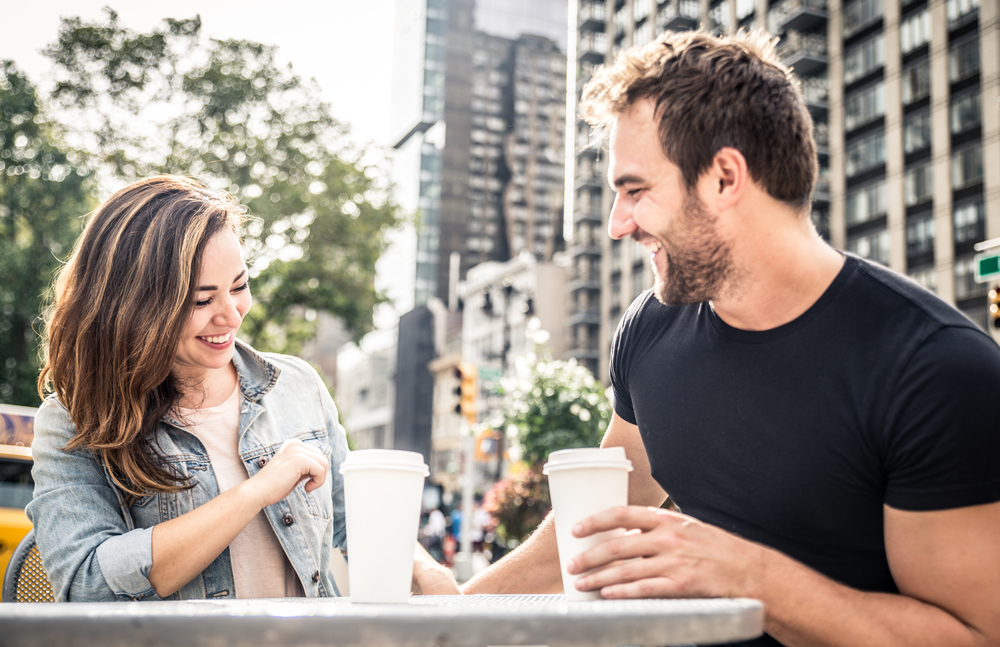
[245,438,328,510]
[412,542,461,595]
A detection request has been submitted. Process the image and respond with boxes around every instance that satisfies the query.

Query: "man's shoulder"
[846,256,985,335]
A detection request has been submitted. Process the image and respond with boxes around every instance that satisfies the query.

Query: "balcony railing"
[658,0,700,30]
[579,1,607,26]
[578,31,608,59]
[777,31,828,75]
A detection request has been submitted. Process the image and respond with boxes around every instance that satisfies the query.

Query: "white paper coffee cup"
[543,447,633,601]
[339,449,430,603]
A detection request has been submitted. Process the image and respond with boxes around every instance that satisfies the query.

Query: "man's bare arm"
[568,490,1000,646]
[461,413,665,595]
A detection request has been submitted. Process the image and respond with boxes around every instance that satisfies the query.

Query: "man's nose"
[608,195,636,240]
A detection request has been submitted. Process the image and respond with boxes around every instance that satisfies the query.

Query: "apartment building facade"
[565,0,1000,382]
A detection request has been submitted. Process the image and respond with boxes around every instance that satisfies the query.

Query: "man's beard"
[647,192,735,306]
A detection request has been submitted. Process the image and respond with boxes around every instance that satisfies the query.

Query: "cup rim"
[542,461,633,474]
[339,462,430,476]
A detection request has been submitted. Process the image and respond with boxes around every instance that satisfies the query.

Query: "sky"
[1,1,416,352]
[0,0,399,147]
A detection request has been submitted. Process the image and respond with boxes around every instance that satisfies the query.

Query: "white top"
[179,386,305,598]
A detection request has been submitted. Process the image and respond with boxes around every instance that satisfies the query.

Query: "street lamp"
[481,276,533,479]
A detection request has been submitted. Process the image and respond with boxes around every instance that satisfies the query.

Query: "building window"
[950,89,981,134]
[952,144,984,190]
[844,33,885,85]
[946,0,979,29]
[953,201,985,245]
[902,59,930,104]
[955,255,989,300]
[904,162,933,206]
[844,0,883,37]
[906,214,935,257]
[845,82,886,131]
[903,111,932,153]
[847,181,887,226]
[900,10,931,53]
[848,229,890,265]
[908,267,938,293]
[846,130,886,177]
[949,36,980,82]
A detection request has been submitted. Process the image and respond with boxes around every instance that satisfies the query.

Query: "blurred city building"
[333,331,397,451]
[384,0,571,488]
[566,0,1000,381]
[427,252,568,493]
[390,0,569,306]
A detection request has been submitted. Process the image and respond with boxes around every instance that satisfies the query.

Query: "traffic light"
[474,428,502,461]
[454,362,478,425]
[989,287,1000,330]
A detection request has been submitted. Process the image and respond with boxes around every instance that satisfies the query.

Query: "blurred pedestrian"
[28,176,457,601]
[470,498,491,554]
[421,507,447,563]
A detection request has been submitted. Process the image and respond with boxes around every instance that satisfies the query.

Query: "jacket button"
[282,514,294,526]
[257,456,268,468]
[312,571,320,583]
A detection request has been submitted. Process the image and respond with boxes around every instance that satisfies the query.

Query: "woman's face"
[172,229,252,382]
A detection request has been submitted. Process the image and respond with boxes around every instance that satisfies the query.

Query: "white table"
[0,594,764,646]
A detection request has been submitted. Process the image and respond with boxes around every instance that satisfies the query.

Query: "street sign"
[974,252,1000,284]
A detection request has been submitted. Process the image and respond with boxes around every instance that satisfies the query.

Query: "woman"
[28,176,454,601]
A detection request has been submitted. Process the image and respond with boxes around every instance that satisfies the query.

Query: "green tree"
[0,61,94,406]
[42,9,401,351]
[501,354,612,466]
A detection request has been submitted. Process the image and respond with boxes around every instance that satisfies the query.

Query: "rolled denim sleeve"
[26,399,160,602]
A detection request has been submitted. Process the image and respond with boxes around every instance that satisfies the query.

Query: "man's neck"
[710,215,844,332]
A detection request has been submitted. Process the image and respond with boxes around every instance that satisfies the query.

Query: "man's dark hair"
[581,29,818,211]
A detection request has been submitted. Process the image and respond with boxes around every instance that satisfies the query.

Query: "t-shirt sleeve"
[882,325,1000,511]
[610,296,642,425]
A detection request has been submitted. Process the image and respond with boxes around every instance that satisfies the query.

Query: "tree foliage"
[41,8,401,351]
[500,354,612,466]
[0,62,94,406]
[482,462,549,544]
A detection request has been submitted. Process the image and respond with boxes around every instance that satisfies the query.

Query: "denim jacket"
[27,341,348,601]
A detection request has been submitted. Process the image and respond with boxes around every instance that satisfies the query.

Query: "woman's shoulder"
[31,394,83,454]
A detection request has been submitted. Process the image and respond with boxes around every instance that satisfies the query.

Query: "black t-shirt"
[610,254,1000,647]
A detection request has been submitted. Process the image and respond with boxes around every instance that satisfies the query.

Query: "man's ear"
[705,147,747,211]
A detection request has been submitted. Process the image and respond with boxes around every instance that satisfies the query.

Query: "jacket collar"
[231,339,281,402]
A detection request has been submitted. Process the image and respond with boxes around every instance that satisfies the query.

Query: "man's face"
[606,98,735,306]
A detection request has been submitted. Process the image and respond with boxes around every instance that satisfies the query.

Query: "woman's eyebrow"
[196,269,247,292]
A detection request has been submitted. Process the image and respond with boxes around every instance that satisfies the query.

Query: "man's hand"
[566,505,766,600]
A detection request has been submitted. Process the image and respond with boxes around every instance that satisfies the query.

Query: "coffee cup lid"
[339,449,430,476]
[541,447,633,474]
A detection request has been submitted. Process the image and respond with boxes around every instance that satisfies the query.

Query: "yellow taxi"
[0,403,36,599]
[0,444,33,593]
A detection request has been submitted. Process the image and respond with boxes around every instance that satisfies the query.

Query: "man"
[463,30,1000,647]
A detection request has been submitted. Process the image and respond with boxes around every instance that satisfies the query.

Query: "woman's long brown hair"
[38,176,246,501]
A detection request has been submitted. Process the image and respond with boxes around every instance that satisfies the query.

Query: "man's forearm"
[462,512,564,595]
[759,545,991,647]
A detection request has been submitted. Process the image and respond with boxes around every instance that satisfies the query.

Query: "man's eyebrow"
[611,173,645,188]
[196,269,247,292]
